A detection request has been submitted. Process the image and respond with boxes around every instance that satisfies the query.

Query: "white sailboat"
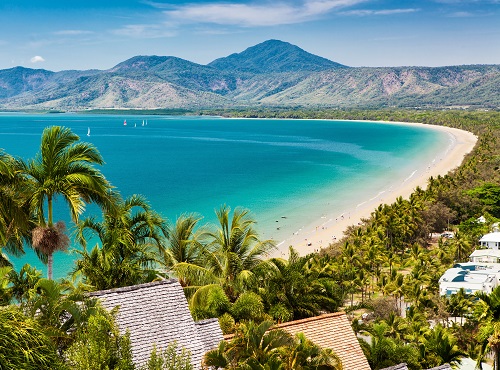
[87,127,90,136]
[142,120,145,126]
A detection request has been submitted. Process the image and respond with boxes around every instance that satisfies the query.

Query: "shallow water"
[0,114,448,278]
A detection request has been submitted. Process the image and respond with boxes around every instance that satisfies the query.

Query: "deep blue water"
[0,114,449,278]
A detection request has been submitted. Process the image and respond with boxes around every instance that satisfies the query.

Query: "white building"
[470,249,500,264]
[439,263,500,296]
[479,232,500,249]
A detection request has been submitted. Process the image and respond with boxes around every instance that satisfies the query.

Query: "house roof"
[380,364,452,370]
[427,365,452,370]
[195,318,224,353]
[480,232,500,243]
[470,249,500,258]
[380,364,409,370]
[273,312,370,370]
[89,279,223,369]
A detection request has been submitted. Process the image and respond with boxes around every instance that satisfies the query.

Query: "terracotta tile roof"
[89,279,223,369]
[272,312,370,370]
[225,312,369,370]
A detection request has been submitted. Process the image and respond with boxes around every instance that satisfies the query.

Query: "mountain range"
[0,40,498,110]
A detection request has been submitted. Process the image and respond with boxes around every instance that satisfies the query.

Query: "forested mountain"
[0,40,498,110]
[208,39,346,73]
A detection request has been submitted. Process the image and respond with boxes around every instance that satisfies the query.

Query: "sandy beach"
[272,122,478,258]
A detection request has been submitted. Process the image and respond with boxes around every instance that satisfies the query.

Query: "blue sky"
[1,0,499,71]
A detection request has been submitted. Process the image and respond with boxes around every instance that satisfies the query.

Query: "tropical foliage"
[204,320,343,370]
[73,194,167,290]
[1,109,500,368]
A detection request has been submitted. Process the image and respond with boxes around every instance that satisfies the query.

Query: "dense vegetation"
[1,109,500,368]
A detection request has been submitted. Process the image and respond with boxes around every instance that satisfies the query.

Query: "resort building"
[469,249,500,264]
[439,263,500,296]
[89,279,223,369]
[479,232,500,249]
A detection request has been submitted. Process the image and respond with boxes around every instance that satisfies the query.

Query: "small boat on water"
[124,120,127,126]
[142,120,145,126]
[87,127,90,137]
[134,123,137,128]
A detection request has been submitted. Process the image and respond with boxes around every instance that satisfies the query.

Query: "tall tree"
[175,205,275,303]
[259,248,343,322]
[163,213,206,274]
[0,151,35,265]
[475,286,500,369]
[420,324,465,369]
[74,194,167,290]
[21,126,112,279]
[204,320,342,370]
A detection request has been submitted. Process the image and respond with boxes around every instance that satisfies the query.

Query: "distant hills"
[0,39,498,110]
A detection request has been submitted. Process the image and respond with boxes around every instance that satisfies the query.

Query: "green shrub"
[230,292,264,321]
[142,342,192,370]
[218,313,236,335]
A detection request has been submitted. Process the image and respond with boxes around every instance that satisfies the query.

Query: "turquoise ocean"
[0,114,451,279]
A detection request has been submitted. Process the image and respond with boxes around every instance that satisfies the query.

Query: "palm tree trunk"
[48,195,53,280]
[48,252,53,280]
[48,194,53,227]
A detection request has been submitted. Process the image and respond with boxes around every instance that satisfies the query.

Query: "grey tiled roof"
[381,364,452,370]
[195,318,224,353]
[89,279,223,369]
[380,364,409,370]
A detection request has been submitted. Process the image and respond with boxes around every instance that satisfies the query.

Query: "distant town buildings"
[439,230,500,296]
[479,232,500,249]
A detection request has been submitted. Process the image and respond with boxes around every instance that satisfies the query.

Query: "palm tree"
[23,278,91,350]
[421,324,465,369]
[0,151,35,265]
[176,205,275,303]
[0,305,65,369]
[163,213,207,275]
[359,322,420,370]
[8,263,42,304]
[21,126,113,279]
[73,194,167,290]
[259,248,343,322]
[204,320,293,369]
[206,205,275,298]
[474,286,500,369]
[285,332,343,370]
[204,320,343,370]
[450,230,471,263]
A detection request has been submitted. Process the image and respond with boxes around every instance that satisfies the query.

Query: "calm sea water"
[0,114,450,278]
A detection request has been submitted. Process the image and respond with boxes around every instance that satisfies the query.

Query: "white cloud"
[448,11,475,16]
[340,8,420,16]
[30,55,45,63]
[112,24,176,38]
[163,0,368,27]
[53,30,94,36]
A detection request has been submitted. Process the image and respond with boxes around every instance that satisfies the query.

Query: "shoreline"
[271,122,478,258]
